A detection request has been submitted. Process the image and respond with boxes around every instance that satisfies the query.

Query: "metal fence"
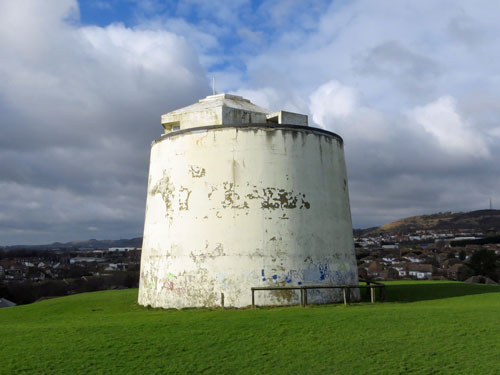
[251,280,385,308]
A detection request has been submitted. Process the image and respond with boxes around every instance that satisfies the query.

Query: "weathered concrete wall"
[267,111,308,126]
[138,125,358,308]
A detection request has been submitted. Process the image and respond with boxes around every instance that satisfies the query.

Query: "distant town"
[0,246,141,306]
[355,228,500,284]
[2,210,500,307]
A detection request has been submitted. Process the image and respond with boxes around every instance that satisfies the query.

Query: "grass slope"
[1,282,499,375]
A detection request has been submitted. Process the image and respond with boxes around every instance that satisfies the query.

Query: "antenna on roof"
[212,77,215,95]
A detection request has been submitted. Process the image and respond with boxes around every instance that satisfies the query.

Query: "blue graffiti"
[318,263,329,280]
[258,266,354,286]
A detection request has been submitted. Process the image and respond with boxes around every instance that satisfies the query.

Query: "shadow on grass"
[382,282,500,303]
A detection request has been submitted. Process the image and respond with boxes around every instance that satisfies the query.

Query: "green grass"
[1,281,499,374]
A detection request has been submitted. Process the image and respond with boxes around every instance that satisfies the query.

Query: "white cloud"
[233,87,305,114]
[411,96,490,159]
[224,0,500,227]
[309,80,357,125]
[308,80,394,145]
[3,0,500,241]
[0,0,209,244]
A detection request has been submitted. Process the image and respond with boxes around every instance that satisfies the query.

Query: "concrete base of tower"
[138,124,359,309]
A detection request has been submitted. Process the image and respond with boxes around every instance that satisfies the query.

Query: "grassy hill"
[368,209,500,235]
[1,282,499,374]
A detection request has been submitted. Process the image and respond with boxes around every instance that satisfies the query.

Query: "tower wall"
[138,124,358,308]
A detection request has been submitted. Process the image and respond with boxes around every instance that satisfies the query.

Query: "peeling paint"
[189,165,206,178]
[150,171,175,217]
[208,186,217,199]
[150,172,194,215]
[221,182,249,209]
[178,187,192,211]
[271,288,294,302]
[247,186,311,210]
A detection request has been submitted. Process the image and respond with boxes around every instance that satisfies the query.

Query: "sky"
[1,0,500,245]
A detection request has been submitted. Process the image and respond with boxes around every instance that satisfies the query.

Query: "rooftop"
[161,93,308,133]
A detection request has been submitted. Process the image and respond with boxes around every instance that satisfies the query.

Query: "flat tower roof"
[161,93,308,133]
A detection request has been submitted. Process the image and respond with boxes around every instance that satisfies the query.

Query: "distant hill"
[6,209,500,248]
[4,237,143,250]
[60,237,143,249]
[368,209,500,235]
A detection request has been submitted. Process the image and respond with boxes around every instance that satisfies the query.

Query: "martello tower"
[138,93,358,308]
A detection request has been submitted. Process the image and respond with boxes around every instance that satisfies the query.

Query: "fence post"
[251,289,255,308]
[343,287,349,305]
[370,287,375,303]
[304,288,308,306]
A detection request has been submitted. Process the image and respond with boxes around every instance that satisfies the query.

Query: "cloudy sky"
[1,0,499,245]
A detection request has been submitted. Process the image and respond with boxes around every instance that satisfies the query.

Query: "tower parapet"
[161,93,307,132]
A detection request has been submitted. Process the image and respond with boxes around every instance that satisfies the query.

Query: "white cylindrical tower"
[139,94,358,308]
